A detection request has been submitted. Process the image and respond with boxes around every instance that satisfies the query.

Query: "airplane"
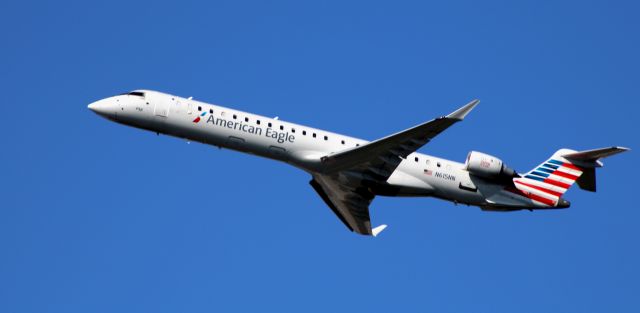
[88,90,629,236]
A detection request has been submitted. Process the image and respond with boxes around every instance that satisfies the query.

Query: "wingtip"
[372,224,388,237]
[446,99,479,121]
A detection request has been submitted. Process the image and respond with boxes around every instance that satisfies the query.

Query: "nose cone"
[88,98,117,120]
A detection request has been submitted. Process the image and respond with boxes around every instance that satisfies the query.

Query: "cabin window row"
[415,157,441,167]
[196,106,359,146]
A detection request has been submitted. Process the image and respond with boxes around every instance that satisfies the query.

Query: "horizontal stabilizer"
[562,146,629,192]
[563,146,629,163]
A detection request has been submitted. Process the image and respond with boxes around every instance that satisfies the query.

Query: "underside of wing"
[309,175,376,235]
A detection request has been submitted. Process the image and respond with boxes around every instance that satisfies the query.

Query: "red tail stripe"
[529,193,557,206]
[543,178,571,189]
[561,163,582,171]
[505,186,556,206]
[551,170,579,181]
[514,180,563,197]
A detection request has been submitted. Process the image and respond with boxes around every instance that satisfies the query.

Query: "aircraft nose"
[88,98,117,119]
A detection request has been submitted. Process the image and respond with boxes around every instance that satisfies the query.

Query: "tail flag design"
[506,147,628,208]
[509,150,583,206]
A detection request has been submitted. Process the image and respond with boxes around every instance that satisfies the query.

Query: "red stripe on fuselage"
[514,180,563,197]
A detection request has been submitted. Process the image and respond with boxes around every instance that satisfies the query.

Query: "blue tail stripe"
[542,163,559,170]
[548,159,564,166]
[531,171,550,178]
[525,175,545,181]
[537,167,554,174]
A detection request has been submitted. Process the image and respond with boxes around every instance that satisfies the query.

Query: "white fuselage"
[88,90,542,209]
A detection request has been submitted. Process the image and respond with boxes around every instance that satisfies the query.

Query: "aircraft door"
[153,96,170,117]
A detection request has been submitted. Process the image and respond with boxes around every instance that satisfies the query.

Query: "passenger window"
[209,109,213,114]
[280,125,284,130]
[198,106,202,111]
[257,120,261,125]
[341,140,345,145]
[245,117,249,122]
[302,130,306,135]
[415,157,419,162]
[324,136,328,141]
[437,162,441,167]
[233,114,237,119]
[291,128,295,133]
[268,122,272,127]
[312,133,317,138]
[356,144,360,147]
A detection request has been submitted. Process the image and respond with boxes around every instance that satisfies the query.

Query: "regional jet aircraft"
[88,90,629,236]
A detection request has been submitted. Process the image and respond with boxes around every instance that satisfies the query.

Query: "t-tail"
[508,146,629,208]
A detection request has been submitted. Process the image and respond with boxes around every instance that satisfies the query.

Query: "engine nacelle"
[465,151,517,180]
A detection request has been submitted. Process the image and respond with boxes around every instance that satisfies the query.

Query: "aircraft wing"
[310,174,386,236]
[311,100,477,235]
[319,99,479,179]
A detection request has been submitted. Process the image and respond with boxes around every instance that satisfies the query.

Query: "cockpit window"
[127,91,145,97]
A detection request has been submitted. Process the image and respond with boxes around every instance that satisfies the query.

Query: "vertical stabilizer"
[512,149,584,206]
[511,147,629,206]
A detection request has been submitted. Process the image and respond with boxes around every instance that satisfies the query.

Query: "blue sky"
[1,0,638,312]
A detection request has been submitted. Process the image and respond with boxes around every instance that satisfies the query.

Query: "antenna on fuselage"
[187,96,193,100]
[274,116,279,120]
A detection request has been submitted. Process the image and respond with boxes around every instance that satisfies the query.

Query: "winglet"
[371,224,388,237]
[446,99,479,121]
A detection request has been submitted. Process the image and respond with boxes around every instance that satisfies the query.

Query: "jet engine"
[465,151,517,180]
